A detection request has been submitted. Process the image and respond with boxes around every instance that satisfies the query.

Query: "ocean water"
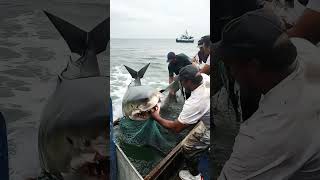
[110,38,199,120]
[0,1,108,179]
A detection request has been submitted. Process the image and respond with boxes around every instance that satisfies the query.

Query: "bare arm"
[169,76,174,84]
[200,64,210,75]
[151,106,189,133]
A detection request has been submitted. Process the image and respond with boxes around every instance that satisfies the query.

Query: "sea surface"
[0,1,108,179]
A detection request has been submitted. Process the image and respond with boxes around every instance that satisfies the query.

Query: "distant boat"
[176,30,194,43]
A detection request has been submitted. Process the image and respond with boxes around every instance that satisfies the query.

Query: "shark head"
[121,64,161,121]
[122,85,161,121]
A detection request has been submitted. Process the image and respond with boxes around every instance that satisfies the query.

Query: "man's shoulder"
[176,53,190,60]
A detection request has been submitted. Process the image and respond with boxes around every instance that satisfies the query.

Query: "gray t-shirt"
[219,39,320,180]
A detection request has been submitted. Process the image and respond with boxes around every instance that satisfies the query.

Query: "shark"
[36,11,109,180]
[121,63,160,121]
[121,64,183,121]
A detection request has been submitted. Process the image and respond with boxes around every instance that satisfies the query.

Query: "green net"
[117,117,178,154]
[114,81,191,176]
[116,80,185,154]
[115,115,188,177]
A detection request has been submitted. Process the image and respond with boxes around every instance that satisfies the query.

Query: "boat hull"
[176,38,194,43]
[115,122,201,180]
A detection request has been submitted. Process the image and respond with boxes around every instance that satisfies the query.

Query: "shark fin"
[124,63,150,79]
[43,10,87,55]
[44,11,109,55]
[137,63,150,79]
[88,18,110,54]
[124,65,138,79]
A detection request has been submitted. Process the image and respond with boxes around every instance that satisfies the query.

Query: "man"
[167,52,192,84]
[210,1,264,179]
[167,52,192,98]
[151,65,210,180]
[199,35,211,75]
[213,8,320,179]
[192,37,209,69]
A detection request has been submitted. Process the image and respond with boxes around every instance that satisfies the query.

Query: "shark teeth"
[128,92,160,120]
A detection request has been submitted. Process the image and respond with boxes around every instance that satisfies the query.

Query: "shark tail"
[124,63,150,79]
[43,10,109,56]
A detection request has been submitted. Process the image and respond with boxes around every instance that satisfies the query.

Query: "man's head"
[197,38,209,63]
[198,38,204,52]
[178,65,203,91]
[213,8,297,93]
[201,35,211,56]
[167,52,176,63]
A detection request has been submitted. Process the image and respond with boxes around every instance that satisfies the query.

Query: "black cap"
[201,35,211,46]
[213,8,286,61]
[167,52,176,62]
[178,65,199,81]
[198,35,211,47]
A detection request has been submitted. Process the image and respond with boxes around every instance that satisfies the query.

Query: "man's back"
[178,73,210,127]
[168,53,191,76]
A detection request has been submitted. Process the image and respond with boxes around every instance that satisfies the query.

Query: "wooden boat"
[115,122,201,180]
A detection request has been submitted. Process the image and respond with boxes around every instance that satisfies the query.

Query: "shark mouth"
[129,92,161,121]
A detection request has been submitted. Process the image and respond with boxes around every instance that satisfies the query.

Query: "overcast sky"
[111,0,210,39]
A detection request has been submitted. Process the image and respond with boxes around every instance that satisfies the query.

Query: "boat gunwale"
[144,121,201,179]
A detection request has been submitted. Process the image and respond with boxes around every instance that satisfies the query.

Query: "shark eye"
[66,137,73,145]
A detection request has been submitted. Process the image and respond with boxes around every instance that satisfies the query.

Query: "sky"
[110,0,210,39]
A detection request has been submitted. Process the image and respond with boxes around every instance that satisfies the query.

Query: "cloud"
[111,0,210,39]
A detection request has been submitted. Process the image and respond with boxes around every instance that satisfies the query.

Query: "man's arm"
[169,76,174,84]
[200,64,210,75]
[168,65,175,84]
[151,106,189,133]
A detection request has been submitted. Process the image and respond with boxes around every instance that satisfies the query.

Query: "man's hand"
[150,105,161,120]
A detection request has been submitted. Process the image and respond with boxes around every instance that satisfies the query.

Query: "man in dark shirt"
[167,52,192,98]
[167,52,191,83]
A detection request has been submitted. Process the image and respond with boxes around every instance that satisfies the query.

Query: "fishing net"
[115,83,186,154]
[114,81,191,176]
[117,116,178,154]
